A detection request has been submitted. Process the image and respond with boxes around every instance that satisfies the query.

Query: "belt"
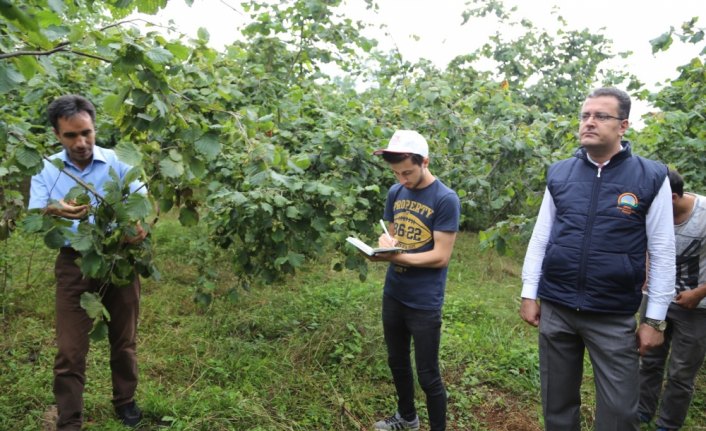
[59,247,80,255]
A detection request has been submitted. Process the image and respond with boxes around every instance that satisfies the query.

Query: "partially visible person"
[368,130,460,431]
[520,87,676,430]
[28,95,146,430]
[638,169,706,431]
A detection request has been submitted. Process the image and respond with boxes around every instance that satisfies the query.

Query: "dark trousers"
[538,301,640,431]
[382,294,446,431]
[54,248,140,430]
[639,304,706,430]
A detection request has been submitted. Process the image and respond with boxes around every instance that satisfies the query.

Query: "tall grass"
[1,219,705,430]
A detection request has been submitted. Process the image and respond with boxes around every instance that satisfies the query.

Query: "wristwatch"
[643,318,667,332]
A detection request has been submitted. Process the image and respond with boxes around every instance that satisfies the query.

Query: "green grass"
[1,219,705,430]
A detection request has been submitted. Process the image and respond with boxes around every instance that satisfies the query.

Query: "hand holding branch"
[47,199,90,220]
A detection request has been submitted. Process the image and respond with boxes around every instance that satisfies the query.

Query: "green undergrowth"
[2,218,705,430]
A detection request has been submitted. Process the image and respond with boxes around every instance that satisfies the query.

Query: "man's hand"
[47,199,89,219]
[366,233,399,262]
[675,287,706,309]
[123,221,148,245]
[378,232,397,248]
[520,298,541,327]
[637,324,665,356]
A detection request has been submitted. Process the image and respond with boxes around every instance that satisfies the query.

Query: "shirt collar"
[59,145,107,170]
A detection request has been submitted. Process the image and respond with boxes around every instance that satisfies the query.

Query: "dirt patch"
[448,387,542,431]
[41,405,57,431]
[480,400,542,431]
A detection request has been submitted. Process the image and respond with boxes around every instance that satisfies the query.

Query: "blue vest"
[538,142,667,314]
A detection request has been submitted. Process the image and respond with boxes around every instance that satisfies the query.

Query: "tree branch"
[67,49,111,63]
[0,45,69,60]
[42,155,108,205]
[0,18,151,61]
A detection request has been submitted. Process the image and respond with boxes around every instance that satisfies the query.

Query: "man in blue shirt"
[28,95,146,430]
[370,130,461,431]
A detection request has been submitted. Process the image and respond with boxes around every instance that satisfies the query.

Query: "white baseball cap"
[373,130,428,158]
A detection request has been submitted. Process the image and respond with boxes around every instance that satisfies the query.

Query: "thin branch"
[219,0,244,15]
[0,19,151,61]
[67,49,111,63]
[42,155,108,205]
[99,18,151,32]
[0,45,69,60]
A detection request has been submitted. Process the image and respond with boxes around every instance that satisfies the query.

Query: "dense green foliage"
[2,0,704,288]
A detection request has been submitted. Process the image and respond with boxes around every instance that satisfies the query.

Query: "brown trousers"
[53,248,140,430]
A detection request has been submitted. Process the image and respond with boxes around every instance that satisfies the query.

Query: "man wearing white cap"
[370,130,461,431]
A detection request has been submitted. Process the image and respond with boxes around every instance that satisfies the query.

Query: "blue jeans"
[382,294,446,431]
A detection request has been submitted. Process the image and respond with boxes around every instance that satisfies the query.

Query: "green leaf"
[13,55,42,80]
[145,47,173,64]
[47,0,65,13]
[80,250,103,279]
[272,195,289,207]
[15,146,42,169]
[159,157,184,178]
[287,252,305,267]
[89,319,109,342]
[75,193,91,205]
[197,27,210,42]
[44,227,66,249]
[51,158,64,170]
[316,183,335,196]
[168,149,183,162]
[649,31,673,54]
[291,154,311,170]
[103,93,125,117]
[67,223,94,253]
[64,185,86,202]
[80,291,105,320]
[165,41,191,60]
[179,207,199,226]
[286,206,300,219]
[0,1,39,31]
[188,158,206,179]
[114,141,143,167]
[194,133,222,161]
[125,193,152,219]
[122,166,143,188]
[21,213,45,233]
[0,62,25,94]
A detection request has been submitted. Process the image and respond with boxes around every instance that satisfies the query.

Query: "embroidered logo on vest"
[617,192,639,215]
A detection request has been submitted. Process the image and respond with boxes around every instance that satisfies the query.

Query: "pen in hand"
[380,219,394,242]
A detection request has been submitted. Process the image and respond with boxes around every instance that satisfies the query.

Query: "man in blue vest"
[519,87,676,430]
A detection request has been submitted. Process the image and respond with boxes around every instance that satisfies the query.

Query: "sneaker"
[373,412,420,431]
[115,401,142,427]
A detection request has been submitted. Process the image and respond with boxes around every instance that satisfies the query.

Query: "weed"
[3,222,706,430]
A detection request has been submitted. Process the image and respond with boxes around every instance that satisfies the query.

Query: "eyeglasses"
[579,112,624,123]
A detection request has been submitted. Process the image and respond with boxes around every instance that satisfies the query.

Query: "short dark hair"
[668,169,684,197]
[587,87,631,120]
[380,152,425,166]
[47,95,96,130]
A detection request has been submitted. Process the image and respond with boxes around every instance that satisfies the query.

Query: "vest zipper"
[577,169,604,310]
